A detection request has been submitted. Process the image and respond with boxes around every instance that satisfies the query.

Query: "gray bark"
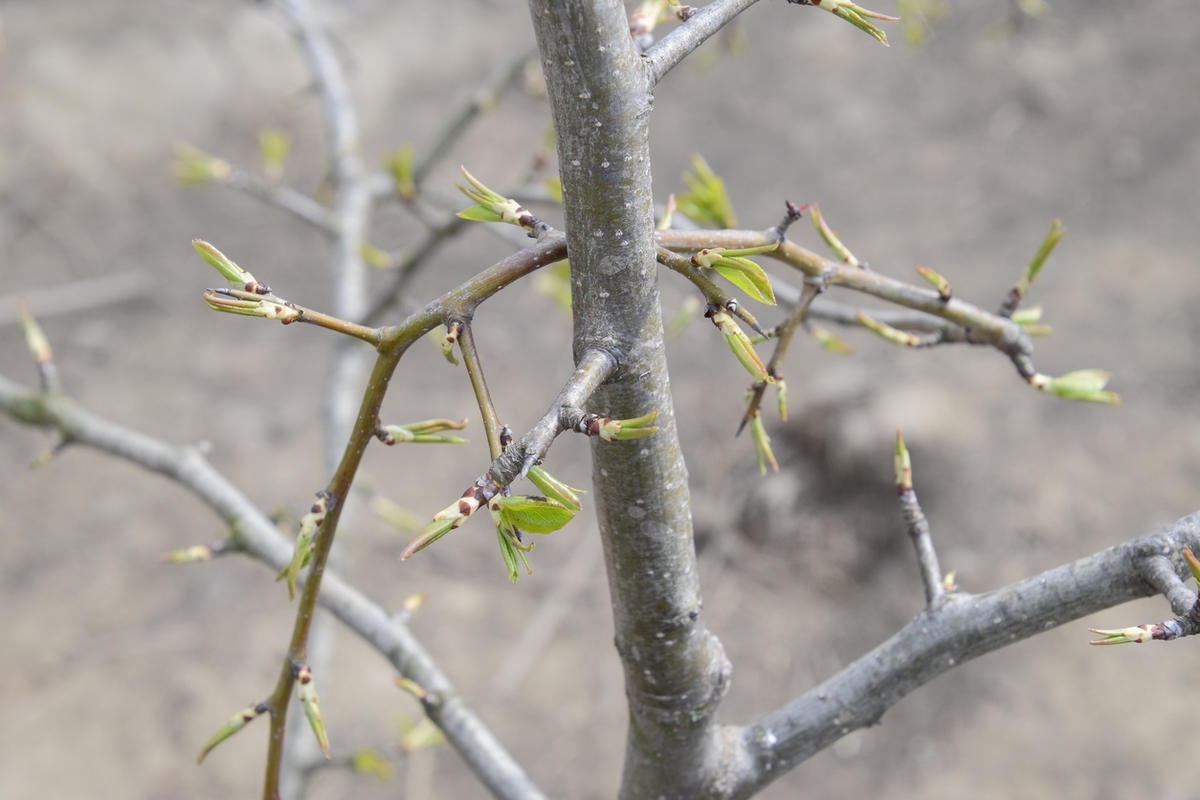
[529,2,732,797]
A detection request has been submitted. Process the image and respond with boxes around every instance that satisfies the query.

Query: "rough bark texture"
[528,2,731,797]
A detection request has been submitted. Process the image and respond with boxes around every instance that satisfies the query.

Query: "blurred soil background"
[2,1,1199,798]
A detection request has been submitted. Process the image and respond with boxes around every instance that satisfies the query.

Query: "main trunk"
[529,2,731,797]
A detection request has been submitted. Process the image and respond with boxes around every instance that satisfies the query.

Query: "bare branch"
[643,0,766,85]
[412,44,538,189]
[0,272,149,326]
[494,347,616,481]
[724,516,1200,798]
[0,372,546,800]
[224,168,337,233]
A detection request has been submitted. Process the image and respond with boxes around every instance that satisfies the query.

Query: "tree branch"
[224,168,338,233]
[723,515,1200,798]
[643,0,766,86]
[0,372,547,800]
[411,44,538,190]
[273,1,377,794]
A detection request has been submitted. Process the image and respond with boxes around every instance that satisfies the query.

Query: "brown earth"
[2,2,1199,799]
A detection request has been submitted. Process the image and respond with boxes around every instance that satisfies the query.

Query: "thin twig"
[658,228,1036,375]
[224,168,337,233]
[411,44,538,189]
[894,432,944,607]
[457,321,504,460]
[0,372,547,800]
[272,0,377,795]
[0,272,149,326]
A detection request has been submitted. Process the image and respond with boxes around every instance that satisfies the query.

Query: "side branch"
[724,514,1200,798]
[0,373,546,800]
[643,0,766,85]
[658,228,1033,366]
[491,347,617,482]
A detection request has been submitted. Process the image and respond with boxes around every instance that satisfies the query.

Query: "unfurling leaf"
[385,143,416,200]
[809,202,862,267]
[1030,369,1120,405]
[1003,220,1065,315]
[196,702,269,764]
[493,494,575,533]
[276,492,333,600]
[352,748,394,782]
[581,410,661,441]
[258,129,289,179]
[809,324,856,354]
[527,465,584,511]
[163,544,215,564]
[775,378,788,422]
[496,524,521,583]
[856,310,922,347]
[400,515,460,561]
[707,307,773,383]
[193,240,265,293]
[457,166,532,228]
[677,155,737,228]
[401,490,485,560]
[915,264,952,300]
[748,412,778,475]
[399,718,447,753]
[296,665,330,758]
[16,301,53,367]
[203,288,300,322]
[692,243,779,306]
[379,418,469,445]
[894,429,912,493]
[172,142,231,185]
[1088,625,1156,645]
[790,0,899,47]
[1020,219,1065,293]
[1184,548,1200,585]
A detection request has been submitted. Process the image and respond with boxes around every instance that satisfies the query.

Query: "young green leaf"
[494,495,575,533]
[710,258,776,306]
[258,129,289,179]
[676,155,737,228]
[709,308,773,383]
[296,666,330,758]
[1033,369,1120,405]
[527,465,584,511]
[196,702,268,764]
[748,412,778,475]
[400,514,460,561]
[496,525,520,583]
[385,143,416,200]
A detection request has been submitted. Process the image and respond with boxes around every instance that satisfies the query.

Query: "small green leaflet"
[495,495,575,533]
